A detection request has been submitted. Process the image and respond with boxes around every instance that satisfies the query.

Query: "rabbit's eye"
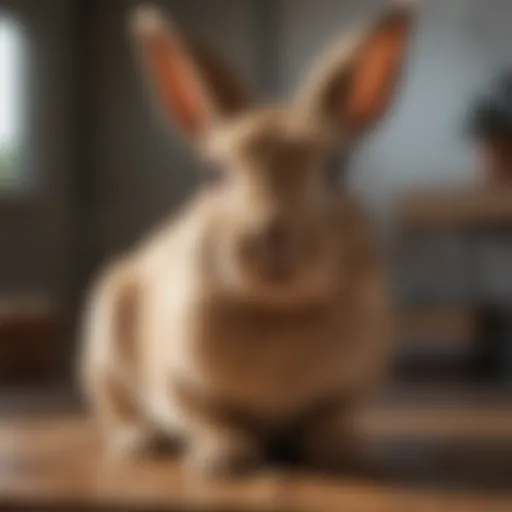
[326,152,351,186]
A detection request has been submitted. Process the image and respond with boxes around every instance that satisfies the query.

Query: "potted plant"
[467,73,512,184]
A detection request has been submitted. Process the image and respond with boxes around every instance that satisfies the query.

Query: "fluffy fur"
[79,1,416,475]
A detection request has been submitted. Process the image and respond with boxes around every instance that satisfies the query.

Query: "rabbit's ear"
[296,1,416,137]
[131,5,253,138]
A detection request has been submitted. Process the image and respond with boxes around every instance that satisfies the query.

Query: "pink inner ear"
[143,29,211,135]
[345,20,410,132]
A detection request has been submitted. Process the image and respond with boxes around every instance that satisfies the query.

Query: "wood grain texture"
[0,393,511,511]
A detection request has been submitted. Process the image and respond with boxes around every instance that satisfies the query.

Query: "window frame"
[0,8,34,206]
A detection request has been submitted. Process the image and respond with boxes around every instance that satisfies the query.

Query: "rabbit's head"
[132,2,416,304]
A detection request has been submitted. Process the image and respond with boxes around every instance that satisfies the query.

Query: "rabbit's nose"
[257,220,296,280]
[263,219,289,251]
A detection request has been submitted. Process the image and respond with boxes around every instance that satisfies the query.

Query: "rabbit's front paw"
[104,424,152,461]
[186,432,262,477]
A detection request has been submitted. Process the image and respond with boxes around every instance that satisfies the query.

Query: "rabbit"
[79,0,417,476]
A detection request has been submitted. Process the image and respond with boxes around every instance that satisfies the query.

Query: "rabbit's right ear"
[296,1,417,138]
[131,5,253,139]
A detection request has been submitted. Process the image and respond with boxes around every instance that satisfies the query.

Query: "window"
[0,15,25,191]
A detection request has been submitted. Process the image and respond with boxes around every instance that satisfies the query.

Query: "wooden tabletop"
[0,390,511,511]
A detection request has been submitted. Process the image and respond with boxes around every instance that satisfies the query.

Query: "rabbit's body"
[80,3,415,474]
[83,177,391,470]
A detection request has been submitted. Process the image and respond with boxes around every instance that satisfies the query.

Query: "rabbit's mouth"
[215,236,338,306]
[254,237,298,285]
[222,247,299,290]
[259,260,295,284]
[249,261,338,306]
[246,233,302,288]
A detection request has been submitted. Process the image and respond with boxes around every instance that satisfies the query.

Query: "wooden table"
[0,389,511,511]
[397,185,512,380]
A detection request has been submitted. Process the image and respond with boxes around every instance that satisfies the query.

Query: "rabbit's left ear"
[131,5,253,140]
[296,1,417,137]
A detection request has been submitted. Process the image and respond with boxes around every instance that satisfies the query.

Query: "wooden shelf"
[398,307,476,344]
[398,185,512,230]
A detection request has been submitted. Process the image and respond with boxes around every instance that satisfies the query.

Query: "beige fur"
[79,1,416,475]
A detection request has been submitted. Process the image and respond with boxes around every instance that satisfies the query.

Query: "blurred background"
[0,0,511,508]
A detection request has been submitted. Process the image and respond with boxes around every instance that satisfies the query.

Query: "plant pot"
[479,137,512,184]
